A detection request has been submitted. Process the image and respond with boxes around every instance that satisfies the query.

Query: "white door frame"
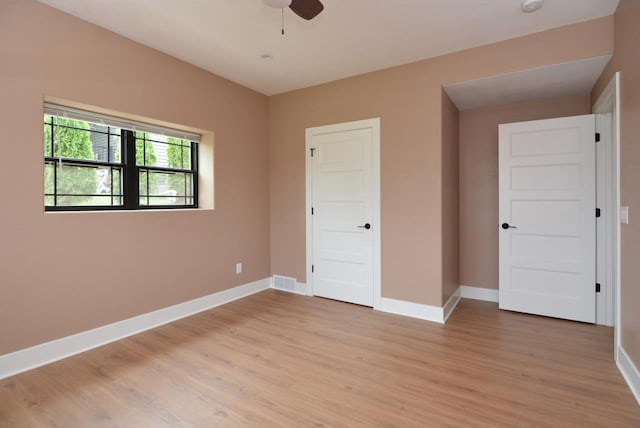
[305,118,382,309]
[593,73,621,353]
[595,112,614,326]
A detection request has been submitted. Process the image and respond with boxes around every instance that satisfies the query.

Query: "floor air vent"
[273,275,296,292]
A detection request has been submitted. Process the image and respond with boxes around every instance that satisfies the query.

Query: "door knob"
[501,223,517,230]
[358,223,371,230]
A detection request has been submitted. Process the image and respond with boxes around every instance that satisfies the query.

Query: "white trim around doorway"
[592,72,620,344]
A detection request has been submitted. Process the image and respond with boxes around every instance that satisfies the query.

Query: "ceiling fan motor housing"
[264,0,324,21]
[264,0,292,8]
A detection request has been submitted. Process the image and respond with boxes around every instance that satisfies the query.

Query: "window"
[44,104,199,211]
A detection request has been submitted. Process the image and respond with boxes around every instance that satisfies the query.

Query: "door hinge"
[311,265,314,273]
[596,208,601,218]
[595,133,601,143]
[310,147,316,157]
[596,283,601,293]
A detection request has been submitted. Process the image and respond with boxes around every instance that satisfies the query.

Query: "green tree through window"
[44,116,97,206]
[135,132,157,166]
[135,132,158,199]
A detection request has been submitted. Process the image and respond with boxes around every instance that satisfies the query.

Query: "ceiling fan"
[263,0,324,21]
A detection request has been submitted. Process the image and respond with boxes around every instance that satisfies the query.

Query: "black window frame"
[44,116,199,212]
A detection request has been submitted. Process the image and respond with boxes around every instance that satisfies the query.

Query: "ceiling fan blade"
[289,0,324,20]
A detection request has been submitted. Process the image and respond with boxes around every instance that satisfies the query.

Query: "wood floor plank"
[1,290,639,427]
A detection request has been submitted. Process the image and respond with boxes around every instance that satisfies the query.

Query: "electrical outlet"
[235,262,242,274]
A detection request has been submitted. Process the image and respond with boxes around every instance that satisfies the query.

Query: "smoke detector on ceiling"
[521,0,544,13]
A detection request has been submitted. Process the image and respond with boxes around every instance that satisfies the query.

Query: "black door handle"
[358,223,371,230]
[501,223,517,230]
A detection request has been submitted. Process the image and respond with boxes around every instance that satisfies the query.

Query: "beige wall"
[0,1,621,357]
[592,0,640,371]
[441,90,459,305]
[269,17,613,307]
[0,2,270,355]
[459,94,592,290]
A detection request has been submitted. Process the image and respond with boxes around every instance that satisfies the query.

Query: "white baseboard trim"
[272,281,308,296]
[0,278,271,381]
[378,288,462,324]
[443,288,461,322]
[460,285,499,303]
[617,346,640,405]
[378,297,445,324]
[294,282,307,295]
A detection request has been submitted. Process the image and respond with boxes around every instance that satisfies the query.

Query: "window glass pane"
[139,196,193,206]
[43,117,123,163]
[139,170,194,206]
[167,137,192,170]
[139,170,149,196]
[44,162,54,196]
[136,131,158,167]
[95,166,122,199]
[136,136,145,166]
[167,172,187,197]
[57,195,115,207]
[52,164,123,207]
[110,134,121,163]
[55,163,97,206]
[43,115,54,157]
[89,125,109,162]
[91,124,121,163]
[112,168,122,195]
[48,117,94,161]
[136,132,193,170]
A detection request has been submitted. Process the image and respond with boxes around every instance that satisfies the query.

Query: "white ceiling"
[38,0,619,96]
[444,55,612,110]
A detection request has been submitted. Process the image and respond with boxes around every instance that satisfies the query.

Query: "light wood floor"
[1,290,639,427]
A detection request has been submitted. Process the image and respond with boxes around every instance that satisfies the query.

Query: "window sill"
[44,207,214,215]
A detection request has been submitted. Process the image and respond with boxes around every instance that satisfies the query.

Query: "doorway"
[305,118,381,308]
[497,74,620,328]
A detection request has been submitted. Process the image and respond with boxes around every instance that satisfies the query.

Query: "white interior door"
[307,119,380,307]
[499,115,596,323]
